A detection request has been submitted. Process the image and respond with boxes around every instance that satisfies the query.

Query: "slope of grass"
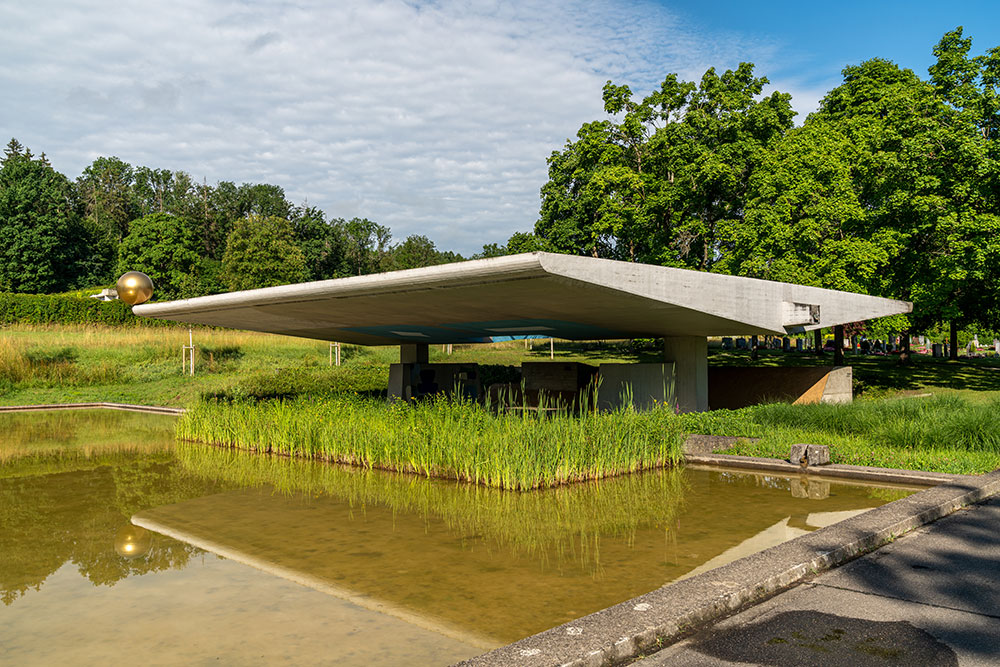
[679,394,1000,474]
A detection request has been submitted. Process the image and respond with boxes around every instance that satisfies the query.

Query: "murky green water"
[0,410,917,665]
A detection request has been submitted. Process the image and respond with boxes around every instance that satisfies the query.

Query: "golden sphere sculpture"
[116,271,154,306]
[114,524,154,559]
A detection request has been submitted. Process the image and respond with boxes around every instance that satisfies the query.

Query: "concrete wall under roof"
[597,363,675,412]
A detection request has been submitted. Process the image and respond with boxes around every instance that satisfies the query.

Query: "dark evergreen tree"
[0,139,95,293]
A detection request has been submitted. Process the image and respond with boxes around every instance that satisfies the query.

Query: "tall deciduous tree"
[342,217,392,275]
[811,42,1000,351]
[535,63,794,268]
[717,120,893,295]
[221,215,308,291]
[927,27,1000,351]
[117,212,202,300]
[237,183,292,219]
[76,156,139,242]
[292,205,347,281]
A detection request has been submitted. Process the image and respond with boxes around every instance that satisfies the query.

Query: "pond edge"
[0,402,185,415]
[459,467,1000,667]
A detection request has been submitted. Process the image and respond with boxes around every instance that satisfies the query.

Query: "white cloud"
[0,0,778,254]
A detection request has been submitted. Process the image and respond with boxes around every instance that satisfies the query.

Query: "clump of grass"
[201,364,388,402]
[23,347,78,366]
[198,345,244,371]
[749,395,1000,452]
[178,395,685,490]
[0,338,29,386]
[678,408,763,438]
[0,340,127,388]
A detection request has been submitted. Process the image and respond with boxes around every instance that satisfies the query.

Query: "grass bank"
[0,324,392,407]
[680,394,1000,474]
[178,395,685,490]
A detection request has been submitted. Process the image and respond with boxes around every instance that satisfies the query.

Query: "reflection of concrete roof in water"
[130,472,897,646]
[133,253,912,344]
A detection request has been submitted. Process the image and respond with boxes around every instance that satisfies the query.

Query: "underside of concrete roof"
[132,253,912,344]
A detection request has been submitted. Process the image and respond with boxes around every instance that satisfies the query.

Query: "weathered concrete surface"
[681,434,760,457]
[819,365,853,404]
[132,253,911,344]
[707,366,852,410]
[641,495,1000,666]
[683,452,966,487]
[663,336,708,412]
[596,363,675,412]
[789,443,831,467]
[387,362,482,401]
[456,469,1000,667]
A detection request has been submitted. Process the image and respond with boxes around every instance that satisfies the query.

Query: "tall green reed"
[177,393,685,490]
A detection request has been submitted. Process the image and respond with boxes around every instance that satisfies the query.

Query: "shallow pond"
[0,409,918,665]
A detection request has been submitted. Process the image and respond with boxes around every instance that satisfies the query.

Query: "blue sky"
[665,1,1000,107]
[2,1,997,255]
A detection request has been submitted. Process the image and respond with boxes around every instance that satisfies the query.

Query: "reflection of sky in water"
[1,555,479,666]
[0,409,918,664]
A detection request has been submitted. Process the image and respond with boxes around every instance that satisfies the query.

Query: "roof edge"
[134,252,548,318]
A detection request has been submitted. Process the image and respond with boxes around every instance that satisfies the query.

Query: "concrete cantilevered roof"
[133,252,912,344]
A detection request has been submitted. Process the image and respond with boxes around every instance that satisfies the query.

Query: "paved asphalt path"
[638,495,1000,666]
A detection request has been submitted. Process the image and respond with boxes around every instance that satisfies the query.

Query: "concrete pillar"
[663,336,708,412]
[400,343,429,364]
[834,325,845,366]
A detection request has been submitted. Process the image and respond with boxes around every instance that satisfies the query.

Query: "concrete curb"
[0,402,185,416]
[684,453,965,487]
[458,468,1000,667]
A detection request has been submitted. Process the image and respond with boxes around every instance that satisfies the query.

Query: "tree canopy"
[522,27,1000,339]
[536,62,795,268]
[117,212,202,300]
[0,140,95,293]
[221,215,309,291]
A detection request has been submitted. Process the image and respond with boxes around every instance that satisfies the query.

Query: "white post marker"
[550,337,554,359]
[181,327,195,376]
[336,341,341,366]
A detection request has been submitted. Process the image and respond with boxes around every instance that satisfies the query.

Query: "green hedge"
[0,292,172,326]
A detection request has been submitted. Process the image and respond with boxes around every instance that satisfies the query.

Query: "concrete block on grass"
[790,444,830,467]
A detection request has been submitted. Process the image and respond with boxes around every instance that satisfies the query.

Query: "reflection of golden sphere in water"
[115,524,153,559]
[116,271,154,306]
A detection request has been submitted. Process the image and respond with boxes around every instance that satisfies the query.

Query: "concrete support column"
[663,336,708,412]
[834,325,845,366]
[400,343,429,364]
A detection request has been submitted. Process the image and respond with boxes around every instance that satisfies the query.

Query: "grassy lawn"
[6,325,1000,408]
[4,324,1000,476]
[678,395,1000,474]
[0,325,659,407]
